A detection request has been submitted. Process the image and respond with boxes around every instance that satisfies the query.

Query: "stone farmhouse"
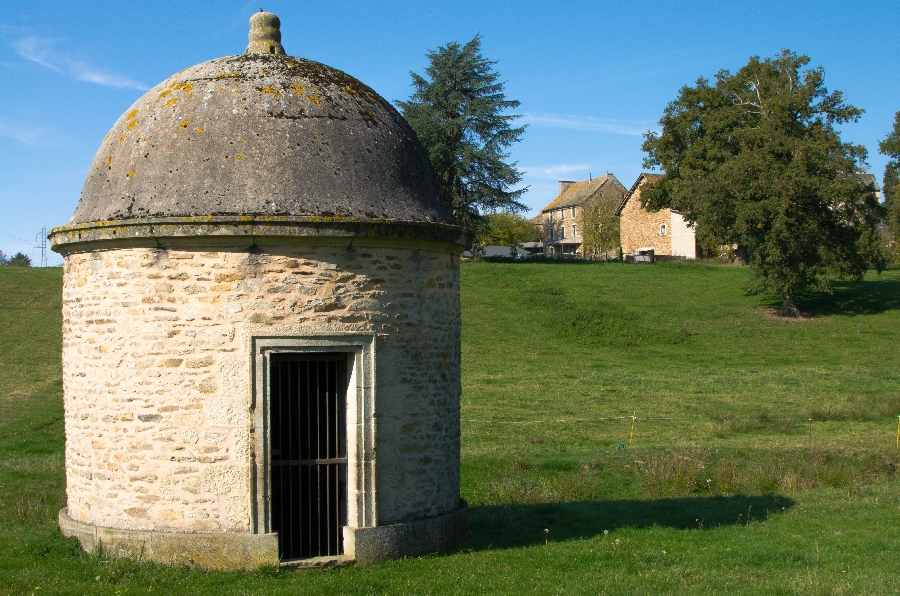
[538,175,628,256]
[616,173,698,259]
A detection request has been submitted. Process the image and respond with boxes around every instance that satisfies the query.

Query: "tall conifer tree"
[397,36,526,226]
[879,112,900,263]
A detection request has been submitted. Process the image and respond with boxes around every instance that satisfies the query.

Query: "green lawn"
[1,262,899,595]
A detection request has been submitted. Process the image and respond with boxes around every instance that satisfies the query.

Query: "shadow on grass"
[467,494,795,550]
[759,276,900,317]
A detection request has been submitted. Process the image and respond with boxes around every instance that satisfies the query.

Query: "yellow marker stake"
[630,411,636,446]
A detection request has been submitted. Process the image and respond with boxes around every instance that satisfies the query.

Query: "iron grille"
[270,354,347,559]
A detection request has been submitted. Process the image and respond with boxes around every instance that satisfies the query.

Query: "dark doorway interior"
[270,353,348,559]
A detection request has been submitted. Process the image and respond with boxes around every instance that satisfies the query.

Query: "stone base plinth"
[346,500,468,565]
[59,509,279,570]
[60,501,468,570]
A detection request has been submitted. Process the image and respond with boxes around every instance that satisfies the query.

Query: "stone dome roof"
[69,21,452,226]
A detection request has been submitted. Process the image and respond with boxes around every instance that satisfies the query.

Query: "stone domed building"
[51,11,469,570]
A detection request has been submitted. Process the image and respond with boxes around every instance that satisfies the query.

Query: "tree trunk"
[781,293,800,318]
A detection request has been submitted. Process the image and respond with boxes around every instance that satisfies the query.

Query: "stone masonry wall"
[61,243,461,534]
[619,183,673,255]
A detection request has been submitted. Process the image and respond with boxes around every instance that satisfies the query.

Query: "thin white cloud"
[522,163,592,180]
[12,36,148,90]
[0,117,68,146]
[524,113,653,137]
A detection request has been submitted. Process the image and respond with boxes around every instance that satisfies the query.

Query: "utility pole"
[33,227,47,267]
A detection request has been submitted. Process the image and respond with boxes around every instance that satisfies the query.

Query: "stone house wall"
[541,207,580,252]
[619,183,673,255]
[61,243,461,535]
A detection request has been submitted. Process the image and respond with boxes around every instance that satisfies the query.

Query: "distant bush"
[4,251,32,267]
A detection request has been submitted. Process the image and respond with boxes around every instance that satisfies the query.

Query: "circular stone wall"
[55,224,466,567]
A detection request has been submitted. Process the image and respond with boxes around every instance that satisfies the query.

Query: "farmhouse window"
[660,224,667,235]
[561,210,565,221]
[572,224,577,237]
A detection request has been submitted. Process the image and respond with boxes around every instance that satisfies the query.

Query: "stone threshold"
[279,554,355,569]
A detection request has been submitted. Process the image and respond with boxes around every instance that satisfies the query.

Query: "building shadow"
[465,494,795,550]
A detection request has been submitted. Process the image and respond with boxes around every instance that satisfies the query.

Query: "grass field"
[1,262,899,595]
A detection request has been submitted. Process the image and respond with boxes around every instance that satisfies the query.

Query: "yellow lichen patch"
[232,89,242,93]
[289,83,307,96]
[126,170,137,178]
[342,86,357,95]
[126,109,139,120]
[235,154,244,160]
[172,81,194,93]
[314,132,320,137]
[164,97,178,108]
[307,95,322,106]
[214,71,240,79]
[285,60,299,68]
[218,87,225,92]
[118,134,125,142]
[104,132,110,142]
[125,119,138,130]
[179,121,190,130]
[158,89,172,98]
[196,127,205,134]
[260,86,282,98]
[106,155,113,165]
[222,155,229,161]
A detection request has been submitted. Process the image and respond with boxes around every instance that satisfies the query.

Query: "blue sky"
[1,0,897,264]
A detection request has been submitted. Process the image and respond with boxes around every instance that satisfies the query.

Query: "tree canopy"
[396,36,527,227]
[641,50,882,316]
[579,195,621,260]
[475,211,539,256]
[879,111,900,264]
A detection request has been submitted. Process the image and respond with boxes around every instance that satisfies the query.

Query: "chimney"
[558,181,575,195]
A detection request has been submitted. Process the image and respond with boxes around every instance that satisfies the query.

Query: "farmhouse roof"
[540,174,627,213]
[615,173,663,216]
[855,173,881,191]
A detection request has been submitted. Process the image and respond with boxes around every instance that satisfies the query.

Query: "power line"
[0,226,31,243]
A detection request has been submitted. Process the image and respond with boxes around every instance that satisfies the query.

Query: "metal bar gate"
[270,354,347,559]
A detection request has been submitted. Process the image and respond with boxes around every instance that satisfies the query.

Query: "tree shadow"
[754,276,900,317]
[466,494,795,550]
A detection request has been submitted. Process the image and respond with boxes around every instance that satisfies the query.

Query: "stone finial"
[246,10,285,55]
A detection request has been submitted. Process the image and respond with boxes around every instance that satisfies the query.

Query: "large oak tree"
[397,36,526,227]
[641,50,882,316]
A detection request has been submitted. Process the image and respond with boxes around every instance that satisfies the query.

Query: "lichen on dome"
[68,18,452,227]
